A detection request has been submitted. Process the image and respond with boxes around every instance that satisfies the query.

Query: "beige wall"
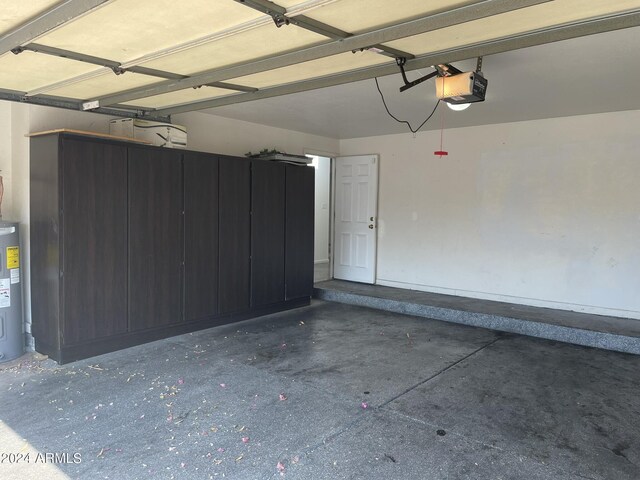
[173,111,338,158]
[340,110,640,319]
[0,103,12,219]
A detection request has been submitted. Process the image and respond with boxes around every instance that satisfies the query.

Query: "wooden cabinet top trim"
[27,129,152,145]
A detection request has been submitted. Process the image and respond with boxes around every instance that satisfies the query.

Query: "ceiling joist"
[88,0,553,109]
[0,87,169,122]
[14,43,257,93]
[2,0,639,122]
[22,0,340,98]
[151,9,640,117]
[0,0,111,56]
[233,0,415,59]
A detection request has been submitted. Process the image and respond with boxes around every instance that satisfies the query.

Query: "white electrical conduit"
[25,0,341,97]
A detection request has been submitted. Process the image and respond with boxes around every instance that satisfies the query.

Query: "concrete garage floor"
[1,300,639,480]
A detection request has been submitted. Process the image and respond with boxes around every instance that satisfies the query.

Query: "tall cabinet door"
[285,165,315,300]
[61,138,128,344]
[218,156,251,314]
[184,152,219,322]
[128,147,183,330]
[251,161,285,307]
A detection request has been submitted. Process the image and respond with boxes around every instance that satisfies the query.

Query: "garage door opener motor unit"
[435,71,488,104]
[395,56,488,105]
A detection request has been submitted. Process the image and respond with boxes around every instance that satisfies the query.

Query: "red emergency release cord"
[434,103,448,157]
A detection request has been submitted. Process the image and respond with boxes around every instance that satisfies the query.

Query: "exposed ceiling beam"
[24,0,339,96]
[236,0,347,38]
[17,43,258,93]
[16,43,170,75]
[15,13,276,97]
[0,0,111,56]
[0,87,171,122]
[234,0,414,59]
[89,0,551,109]
[152,10,640,117]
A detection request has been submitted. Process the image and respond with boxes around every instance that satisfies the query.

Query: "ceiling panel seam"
[26,68,112,96]
[15,0,332,98]
[120,0,336,68]
[17,15,274,96]
[14,43,258,95]
[87,0,553,109]
[149,9,640,116]
[233,0,415,59]
[0,0,113,56]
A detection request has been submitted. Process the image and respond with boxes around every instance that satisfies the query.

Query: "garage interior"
[1,1,640,479]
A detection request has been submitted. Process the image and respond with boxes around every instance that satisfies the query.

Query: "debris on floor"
[97,447,110,458]
[4,302,637,480]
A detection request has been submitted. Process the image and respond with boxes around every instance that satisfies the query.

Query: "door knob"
[368,224,374,229]
[370,216,374,221]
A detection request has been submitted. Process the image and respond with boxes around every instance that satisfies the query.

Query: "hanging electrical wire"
[374,77,440,134]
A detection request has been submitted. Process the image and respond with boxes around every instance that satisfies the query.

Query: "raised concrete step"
[314,280,640,355]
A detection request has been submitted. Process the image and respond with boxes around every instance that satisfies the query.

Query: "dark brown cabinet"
[30,132,313,363]
[184,152,219,322]
[251,161,286,307]
[128,146,183,331]
[61,138,128,344]
[285,164,315,300]
[30,135,130,358]
[218,156,251,315]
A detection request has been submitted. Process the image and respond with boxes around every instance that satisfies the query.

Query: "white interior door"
[333,155,378,283]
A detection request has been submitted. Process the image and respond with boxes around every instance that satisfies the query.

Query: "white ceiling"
[2,0,640,123]
[202,26,640,139]
[0,0,640,138]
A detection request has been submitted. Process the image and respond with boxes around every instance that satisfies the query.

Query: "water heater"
[0,221,23,363]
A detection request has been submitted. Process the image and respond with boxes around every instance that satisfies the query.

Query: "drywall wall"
[1,101,338,350]
[0,102,11,219]
[8,103,30,347]
[340,109,640,319]
[173,111,338,158]
[312,155,331,263]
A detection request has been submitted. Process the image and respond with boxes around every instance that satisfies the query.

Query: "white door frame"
[331,154,379,284]
[304,149,338,282]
